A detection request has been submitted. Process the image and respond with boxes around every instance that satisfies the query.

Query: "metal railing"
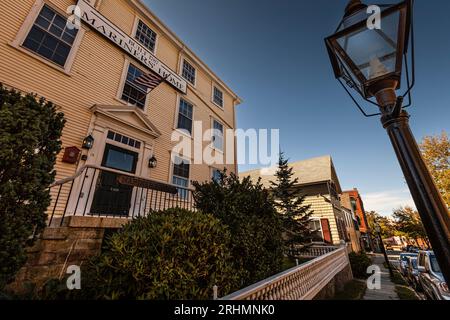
[219,244,349,300]
[47,165,194,226]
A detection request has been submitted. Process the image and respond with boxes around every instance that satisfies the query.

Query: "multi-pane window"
[181,60,196,85]
[213,86,223,107]
[309,220,323,242]
[121,63,147,109]
[177,99,193,134]
[107,130,141,150]
[22,5,78,67]
[212,120,224,151]
[135,20,157,53]
[212,168,221,182]
[172,156,190,198]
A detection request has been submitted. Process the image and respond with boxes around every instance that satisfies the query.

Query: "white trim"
[116,59,151,112]
[169,152,191,187]
[180,57,197,87]
[211,84,224,109]
[10,0,85,75]
[174,95,195,138]
[211,117,224,153]
[132,16,158,55]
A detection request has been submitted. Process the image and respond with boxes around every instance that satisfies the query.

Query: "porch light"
[82,134,94,150]
[325,0,413,112]
[148,155,157,168]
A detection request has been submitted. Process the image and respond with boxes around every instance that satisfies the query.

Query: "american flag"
[133,71,168,91]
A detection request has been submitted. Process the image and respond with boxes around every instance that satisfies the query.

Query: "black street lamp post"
[325,0,450,285]
[375,224,393,276]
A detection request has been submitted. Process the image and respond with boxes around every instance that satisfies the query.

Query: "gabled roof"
[91,105,161,138]
[239,155,343,193]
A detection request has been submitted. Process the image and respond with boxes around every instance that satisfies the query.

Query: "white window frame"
[310,218,325,243]
[174,95,195,138]
[180,58,197,87]
[11,0,85,74]
[132,16,158,54]
[116,59,151,111]
[211,118,224,152]
[170,154,191,188]
[212,85,224,108]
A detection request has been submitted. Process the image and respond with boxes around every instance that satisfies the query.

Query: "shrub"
[193,172,283,288]
[80,208,238,300]
[348,252,372,279]
[0,85,65,289]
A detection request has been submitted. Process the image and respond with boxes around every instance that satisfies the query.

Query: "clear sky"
[144,0,450,216]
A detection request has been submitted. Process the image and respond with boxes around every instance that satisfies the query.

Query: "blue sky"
[145,0,450,216]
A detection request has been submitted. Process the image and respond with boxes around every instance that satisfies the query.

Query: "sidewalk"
[363,254,399,300]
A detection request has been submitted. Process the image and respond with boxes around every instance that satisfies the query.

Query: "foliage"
[270,152,313,250]
[331,279,366,300]
[365,211,397,240]
[0,85,65,290]
[390,270,408,286]
[420,131,450,208]
[348,252,372,279]
[395,285,419,300]
[78,208,238,300]
[392,206,429,245]
[193,171,283,288]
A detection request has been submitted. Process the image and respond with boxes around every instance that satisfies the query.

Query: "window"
[212,120,224,151]
[121,63,147,109]
[212,168,221,182]
[101,144,138,174]
[181,60,196,85]
[172,156,190,198]
[107,131,141,149]
[177,99,193,134]
[22,5,78,67]
[309,220,323,242]
[213,86,224,107]
[135,20,157,53]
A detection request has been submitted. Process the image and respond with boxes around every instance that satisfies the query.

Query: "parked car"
[406,256,421,291]
[399,253,418,276]
[417,251,450,300]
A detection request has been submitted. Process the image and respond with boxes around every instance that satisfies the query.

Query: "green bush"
[193,172,283,288]
[79,208,238,300]
[0,85,65,289]
[348,252,372,279]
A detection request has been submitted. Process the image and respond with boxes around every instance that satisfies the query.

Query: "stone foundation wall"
[313,264,354,300]
[6,217,114,295]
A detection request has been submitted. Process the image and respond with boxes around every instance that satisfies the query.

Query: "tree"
[420,131,450,208]
[79,208,238,300]
[0,85,65,290]
[366,210,395,239]
[193,172,283,288]
[270,152,313,249]
[392,206,429,246]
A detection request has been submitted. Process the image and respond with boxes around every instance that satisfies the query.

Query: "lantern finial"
[344,0,366,17]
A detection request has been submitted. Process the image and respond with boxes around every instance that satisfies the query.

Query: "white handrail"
[220,245,349,300]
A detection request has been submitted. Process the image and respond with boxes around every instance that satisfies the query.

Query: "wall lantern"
[82,134,95,150]
[325,0,413,116]
[148,155,157,168]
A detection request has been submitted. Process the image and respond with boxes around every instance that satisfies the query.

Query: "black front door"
[90,144,138,216]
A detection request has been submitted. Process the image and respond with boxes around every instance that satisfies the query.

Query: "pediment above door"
[90,105,161,138]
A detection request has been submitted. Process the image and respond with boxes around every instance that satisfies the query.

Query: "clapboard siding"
[0,0,240,196]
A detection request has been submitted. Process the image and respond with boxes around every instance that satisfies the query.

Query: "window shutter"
[321,218,332,244]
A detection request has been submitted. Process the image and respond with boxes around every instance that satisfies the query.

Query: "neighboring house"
[0,0,241,223]
[240,155,349,246]
[341,206,362,253]
[341,189,374,251]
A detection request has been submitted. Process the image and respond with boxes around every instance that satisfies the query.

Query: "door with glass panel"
[90,144,138,216]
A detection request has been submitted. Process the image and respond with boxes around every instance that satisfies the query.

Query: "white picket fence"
[219,244,350,300]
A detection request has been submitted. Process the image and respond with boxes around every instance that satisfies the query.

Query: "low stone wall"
[313,264,353,300]
[6,216,124,295]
